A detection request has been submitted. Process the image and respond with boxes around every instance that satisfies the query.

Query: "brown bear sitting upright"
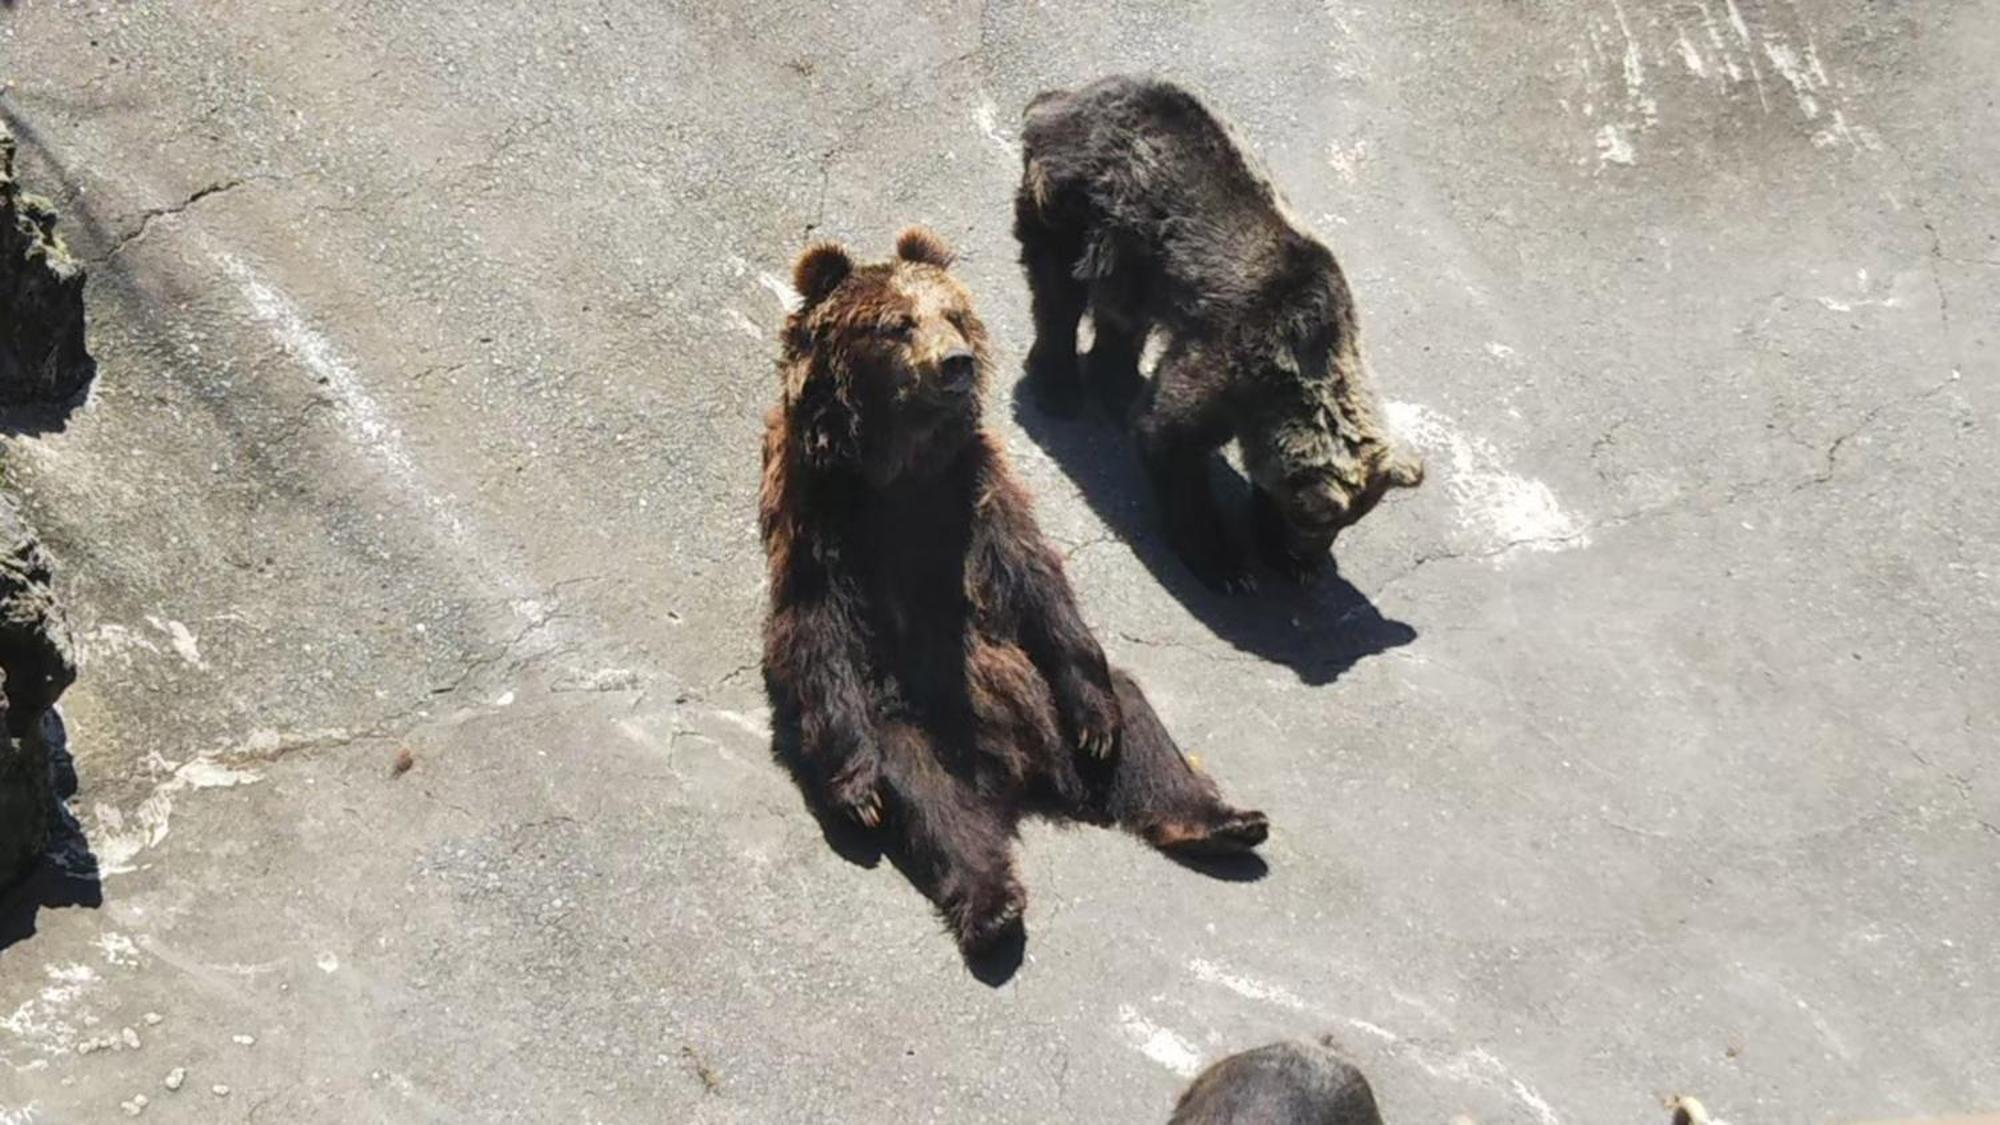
[1015,76,1424,592]
[760,228,1269,959]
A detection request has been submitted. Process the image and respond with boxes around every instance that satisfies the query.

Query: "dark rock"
[1,120,95,406]
[0,673,55,888]
[0,495,76,888]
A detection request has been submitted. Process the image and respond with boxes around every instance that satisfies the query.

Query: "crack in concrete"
[1792,370,1960,492]
[800,18,993,239]
[93,174,277,262]
[1381,352,1963,598]
[1587,415,1633,480]
[1112,629,1259,666]
[1059,531,1117,562]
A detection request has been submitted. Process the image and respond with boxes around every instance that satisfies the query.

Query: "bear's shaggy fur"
[1015,76,1423,591]
[1169,1039,1382,1125]
[761,229,1268,957]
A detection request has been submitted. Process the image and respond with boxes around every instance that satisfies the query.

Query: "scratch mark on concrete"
[757,272,802,313]
[973,93,1019,160]
[217,253,531,599]
[1115,1006,1203,1078]
[724,307,765,340]
[1721,0,1770,111]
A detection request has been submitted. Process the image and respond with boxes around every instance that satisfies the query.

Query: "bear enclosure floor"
[1,2,1995,1122]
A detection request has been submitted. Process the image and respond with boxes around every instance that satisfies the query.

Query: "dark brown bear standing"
[760,228,1268,960]
[1015,76,1424,592]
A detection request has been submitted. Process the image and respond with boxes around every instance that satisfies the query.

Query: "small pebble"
[211,1085,231,1097]
[232,1034,256,1046]
[121,1027,142,1049]
[142,1012,164,1026]
[164,1067,186,1092]
[120,1094,149,1116]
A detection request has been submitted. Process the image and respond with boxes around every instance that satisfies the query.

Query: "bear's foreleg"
[765,581,885,826]
[1134,345,1254,593]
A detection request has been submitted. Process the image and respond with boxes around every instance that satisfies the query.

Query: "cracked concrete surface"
[1,1,1996,1122]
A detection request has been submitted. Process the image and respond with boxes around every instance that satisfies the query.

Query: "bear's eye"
[876,316,916,339]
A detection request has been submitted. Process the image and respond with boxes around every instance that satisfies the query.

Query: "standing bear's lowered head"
[780,228,991,486]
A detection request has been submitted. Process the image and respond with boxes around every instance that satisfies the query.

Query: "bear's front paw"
[1265,544,1328,585]
[1058,675,1122,758]
[1174,535,1258,595]
[1024,344,1084,417]
[827,755,884,829]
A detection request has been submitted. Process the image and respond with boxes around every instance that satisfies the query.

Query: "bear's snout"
[939,349,978,390]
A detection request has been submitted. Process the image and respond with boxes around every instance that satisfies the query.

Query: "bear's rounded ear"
[893,226,955,269]
[793,241,854,308]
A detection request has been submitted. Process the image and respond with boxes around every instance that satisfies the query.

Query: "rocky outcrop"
[0,496,76,888]
[1,120,94,406]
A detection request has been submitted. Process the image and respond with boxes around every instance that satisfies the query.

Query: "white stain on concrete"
[757,272,802,313]
[1603,3,1872,161]
[315,953,341,974]
[1762,39,1821,118]
[1116,1006,1203,1078]
[1327,138,1369,185]
[1388,401,1587,553]
[706,707,772,741]
[1188,958,1314,1012]
[1609,0,1658,125]
[1720,0,1771,110]
[1696,0,1744,82]
[1594,124,1636,166]
[1461,1049,1563,1125]
[1816,268,1922,312]
[78,623,163,666]
[723,308,765,341]
[141,617,208,670]
[93,933,142,967]
[0,1105,42,1124]
[973,94,1019,160]
[92,755,264,876]
[1569,2,1657,165]
[82,619,210,671]
[1,964,102,1058]
[218,253,530,599]
[1675,28,1707,77]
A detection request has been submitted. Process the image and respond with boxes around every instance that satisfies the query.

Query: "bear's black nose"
[940,350,977,389]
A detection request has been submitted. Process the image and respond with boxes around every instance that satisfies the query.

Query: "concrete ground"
[1,1,1994,1121]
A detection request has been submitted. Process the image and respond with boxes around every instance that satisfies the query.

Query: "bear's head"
[780,228,991,485]
[1244,377,1425,562]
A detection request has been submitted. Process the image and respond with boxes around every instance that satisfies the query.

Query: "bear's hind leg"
[1101,670,1269,856]
[1088,310,1147,417]
[880,736,1027,957]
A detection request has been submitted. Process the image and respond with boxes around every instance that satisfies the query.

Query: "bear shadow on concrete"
[1,713,104,954]
[1008,386,1417,688]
